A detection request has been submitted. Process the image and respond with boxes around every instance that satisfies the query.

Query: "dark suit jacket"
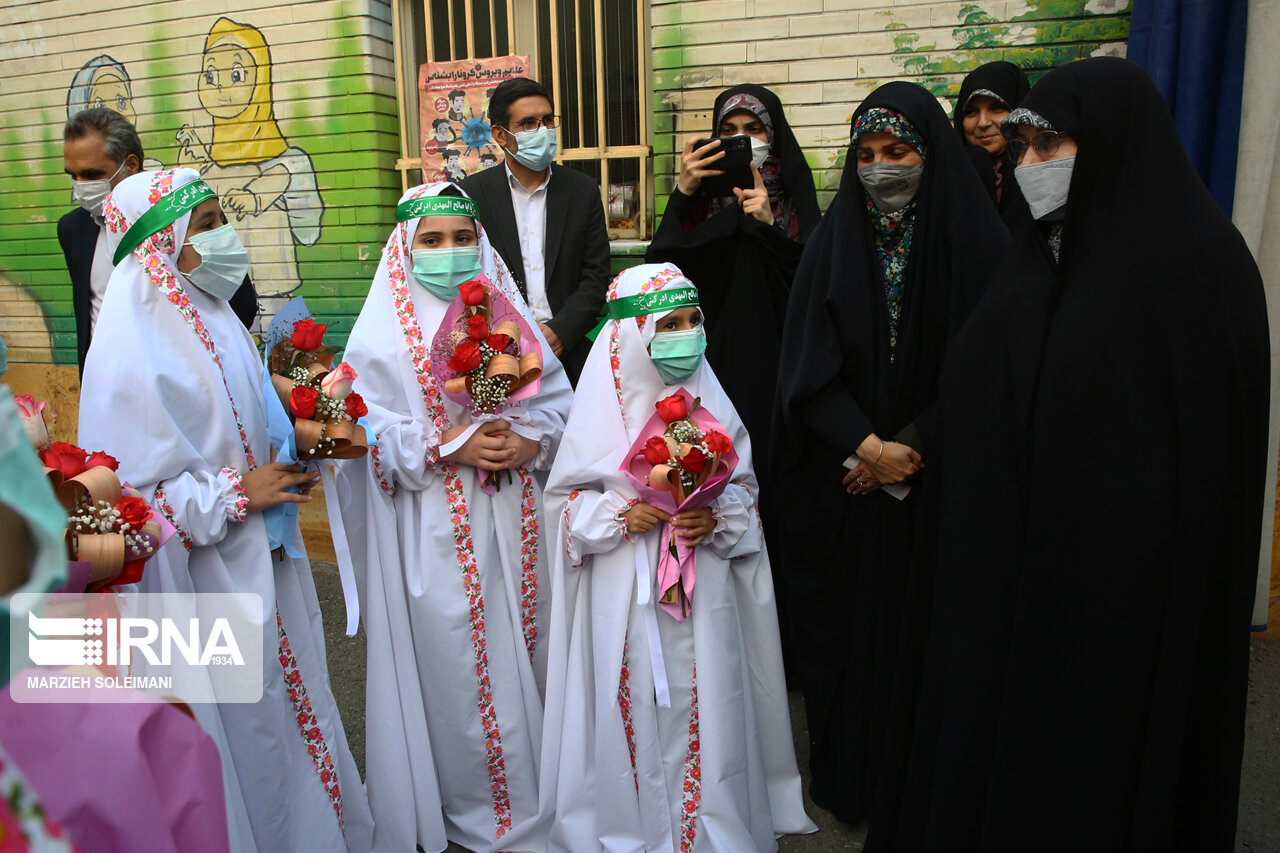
[460,164,611,381]
[58,206,259,375]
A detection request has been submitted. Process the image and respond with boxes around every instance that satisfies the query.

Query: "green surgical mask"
[650,327,707,383]
[410,246,482,300]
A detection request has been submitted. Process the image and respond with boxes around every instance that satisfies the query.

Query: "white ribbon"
[635,539,671,707]
[319,462,361,636]
[436,409,542,459]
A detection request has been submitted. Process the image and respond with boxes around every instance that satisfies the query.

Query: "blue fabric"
[261,361,304,557]
[1128,0,1248,214]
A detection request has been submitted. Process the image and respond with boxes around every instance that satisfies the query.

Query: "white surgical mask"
[733,134,771,170]
[72,160,126,217]
[1015,155,1076,220]
[182,223,250,300]
[857,161,924,212]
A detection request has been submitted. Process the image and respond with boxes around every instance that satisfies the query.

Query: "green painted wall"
[0,0,399,365]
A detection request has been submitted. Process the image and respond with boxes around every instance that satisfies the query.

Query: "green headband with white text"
[396,194,479,223]
[586,285,700,341]
[112,180,217,265]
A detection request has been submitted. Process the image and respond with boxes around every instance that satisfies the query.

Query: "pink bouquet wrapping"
[429,274,544,492]
[429,275,543,413]
[620,388,739,621]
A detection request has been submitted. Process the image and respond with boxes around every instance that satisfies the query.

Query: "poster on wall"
[418,55,530,183]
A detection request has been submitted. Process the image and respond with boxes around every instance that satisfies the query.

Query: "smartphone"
[692,136,753,198]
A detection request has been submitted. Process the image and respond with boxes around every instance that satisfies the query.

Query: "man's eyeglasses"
[1007,130,1068,164]
[503,115,559,132]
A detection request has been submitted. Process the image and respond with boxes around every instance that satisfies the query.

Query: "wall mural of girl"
[176,17,323,318]
[65,55,163,170]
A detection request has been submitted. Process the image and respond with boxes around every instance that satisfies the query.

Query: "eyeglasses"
[503,115,559,132]
[1007,130,1068,165]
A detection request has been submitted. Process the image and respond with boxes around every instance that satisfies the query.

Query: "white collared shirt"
[505,163,553,323]
[88,215,113,333]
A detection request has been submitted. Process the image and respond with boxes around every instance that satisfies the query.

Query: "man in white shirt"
[58,108,256,374]
[59,107,142,373]
[461,78,610,383]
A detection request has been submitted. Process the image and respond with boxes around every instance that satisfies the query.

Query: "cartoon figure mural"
[66,55,137,125]
[66,55,163,170]
[176,17,323,316]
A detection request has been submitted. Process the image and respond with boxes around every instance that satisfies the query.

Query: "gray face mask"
[1015,155,1076,220]
[856,161,924,212]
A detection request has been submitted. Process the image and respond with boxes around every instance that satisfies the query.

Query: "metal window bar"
[393,0,650,238]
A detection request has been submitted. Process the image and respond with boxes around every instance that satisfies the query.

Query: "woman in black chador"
[647,85,818,670]
[867,57,1269,853]
[952,60,1030,220]
[771,81,1008,824]
[646,84,819,565]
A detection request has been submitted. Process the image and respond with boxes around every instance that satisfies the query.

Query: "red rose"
[448,340,483,373]
[655,394,688,424]
[289,386,319,419]
[115,495,152,528]
[291,318,327,351]
[703,430,732,454]
[459,280,486,306]
[466,315,489,341]
[681,446,708,476]
[642,435,671,465]
[85,450,120,471]
[344,392,368,420]
[486,333,514,354]
[39,441,87,478]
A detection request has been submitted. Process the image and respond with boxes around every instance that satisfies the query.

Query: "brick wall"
[0,0,400,369]
[650,0,1131,215]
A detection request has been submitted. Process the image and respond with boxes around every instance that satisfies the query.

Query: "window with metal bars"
[391,0,651,238]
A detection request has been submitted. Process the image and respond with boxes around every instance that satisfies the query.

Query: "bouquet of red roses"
[38,442,172,593]
[268,318,369,460]
[621,389,738,620]
[431,276,543,415]
[429,275,544,492]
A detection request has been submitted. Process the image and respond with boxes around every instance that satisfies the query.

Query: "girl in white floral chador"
[503,263,815,852]
[341,182,572,852]
[80,167,372,853]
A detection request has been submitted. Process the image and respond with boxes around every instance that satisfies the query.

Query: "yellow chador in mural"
[177,17,323,312]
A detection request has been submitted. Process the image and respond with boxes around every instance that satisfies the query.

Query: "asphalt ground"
[311,562,1280,853]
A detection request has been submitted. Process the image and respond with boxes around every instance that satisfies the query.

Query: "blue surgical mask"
[410,246,483,300]
[650,327,707,384]
[182,223,250,300]
[504,126,557,172]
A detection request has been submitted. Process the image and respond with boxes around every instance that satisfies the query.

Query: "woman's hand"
[673,507,716,545]
[842,460,883,495]
[621,502,671,536]
[675,138,726,197]
[857,434,923,484]
[733,162,774,225]
[440,420,519,471]
[243,463,320,513]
